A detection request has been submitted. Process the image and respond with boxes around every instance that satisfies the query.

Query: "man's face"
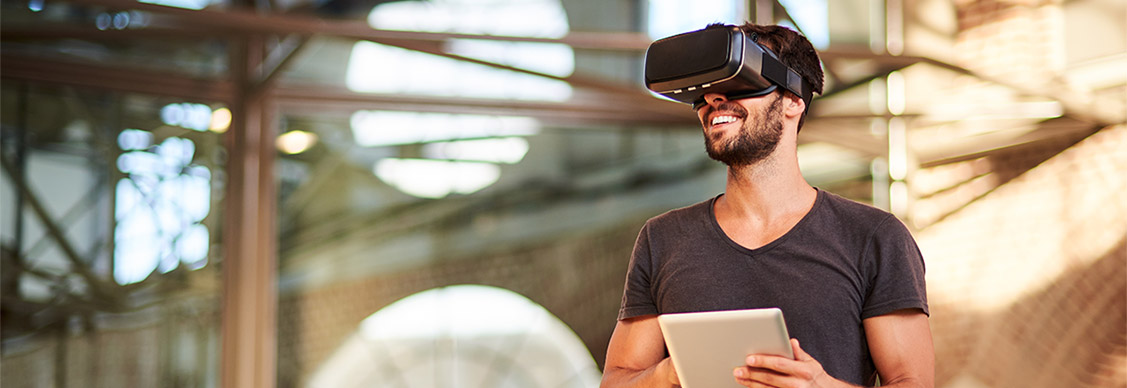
[695,92,784,167]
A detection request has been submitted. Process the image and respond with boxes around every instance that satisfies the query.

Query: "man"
[600,22,933,388]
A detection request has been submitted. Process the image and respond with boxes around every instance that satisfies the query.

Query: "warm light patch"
[276,130,318,155]
[209,107,231,133]
[918,126,1127,313]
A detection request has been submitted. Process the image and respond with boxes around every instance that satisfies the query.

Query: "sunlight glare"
[348,0,574,101]
[346,42,572,101]
[368,0,569,38]
[421,138,530,164]
[114,136,211,284]
[350,111,539,147]
[139,0,209,10]
[647,0,744,39]
[374,158,501,199]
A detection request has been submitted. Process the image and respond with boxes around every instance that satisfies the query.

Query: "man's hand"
[732,338,850,388]
[730,310,933,388]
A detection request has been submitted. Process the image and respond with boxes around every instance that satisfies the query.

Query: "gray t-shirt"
[618,189,928,386]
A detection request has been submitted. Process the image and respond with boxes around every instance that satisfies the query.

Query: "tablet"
[657,308,794,388]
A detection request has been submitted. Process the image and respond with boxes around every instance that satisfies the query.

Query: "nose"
[701,93,728,109]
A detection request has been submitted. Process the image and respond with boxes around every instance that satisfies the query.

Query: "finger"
[745,354,801,375]
[791,338,813,361]
[734,376,780,388]
[734,367,756,387]
[735,366,791,388]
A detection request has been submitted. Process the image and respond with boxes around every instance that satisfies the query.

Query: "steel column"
[220,33,277,388]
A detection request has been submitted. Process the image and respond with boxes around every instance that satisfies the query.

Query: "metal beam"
[15,0,1122,126]
[54,0,653,51]
[0,52,696,127]
[0,52,233,103]
[0,23,233,40]
[816,48,1124,126]
[221,34,277,388]
[251,34,309,93]
[0,154,120,302]
[271,84,697,127]
[368,37,652,99]
[916,118,1102,167]
[36,0,657,101]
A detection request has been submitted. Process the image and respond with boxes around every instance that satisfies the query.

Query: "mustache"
[706,101,749,119]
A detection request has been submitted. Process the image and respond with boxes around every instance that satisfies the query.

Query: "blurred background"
[1,0,1124,387]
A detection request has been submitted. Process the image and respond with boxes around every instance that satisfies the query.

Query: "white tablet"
[657,308,794,388]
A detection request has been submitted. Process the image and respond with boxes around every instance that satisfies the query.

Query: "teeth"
[711,116,738,126]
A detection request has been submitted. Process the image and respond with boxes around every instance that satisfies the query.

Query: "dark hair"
[708,22,825,129]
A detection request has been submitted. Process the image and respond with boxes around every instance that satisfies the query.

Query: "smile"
[711,115,740,126]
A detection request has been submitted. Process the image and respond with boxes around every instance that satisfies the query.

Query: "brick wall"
[0,305,220,387]
[919,125,1126,388]
[276,219,644,387]
[924,1,1126,384]
[954,0,1065,88]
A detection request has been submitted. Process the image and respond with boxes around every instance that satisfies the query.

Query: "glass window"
[343,0,574,199]
[0,84,225,386]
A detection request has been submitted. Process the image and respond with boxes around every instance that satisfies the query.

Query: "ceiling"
[2,0,1124,234]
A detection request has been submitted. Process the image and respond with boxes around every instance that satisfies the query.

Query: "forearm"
[600,357,679,388]
[809,373,930,388]
[872,376,930,388]
[816,375,928,388]
[797,375,924,388]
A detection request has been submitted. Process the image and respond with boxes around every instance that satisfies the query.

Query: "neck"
[718,136,815,223]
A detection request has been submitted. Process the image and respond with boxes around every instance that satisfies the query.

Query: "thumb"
[791,338,813,361]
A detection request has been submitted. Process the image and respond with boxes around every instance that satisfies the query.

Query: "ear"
[783,93,806,119]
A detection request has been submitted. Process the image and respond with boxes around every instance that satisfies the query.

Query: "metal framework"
[2,0,1120,386]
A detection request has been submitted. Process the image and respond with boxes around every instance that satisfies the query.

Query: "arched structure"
[309,285,601,388]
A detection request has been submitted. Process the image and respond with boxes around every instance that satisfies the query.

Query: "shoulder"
[817,190,893,222]
[813,191,923,270]
[813,190,902,230]
[639,196,717,238]
[644,196,715,227]
[805,189,915,245]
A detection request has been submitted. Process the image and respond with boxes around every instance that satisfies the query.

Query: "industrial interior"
[1,0,1125,387]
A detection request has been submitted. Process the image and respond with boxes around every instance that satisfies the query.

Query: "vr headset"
[644,25,813,111]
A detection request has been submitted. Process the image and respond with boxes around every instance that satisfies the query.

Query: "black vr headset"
[644,25,813,111]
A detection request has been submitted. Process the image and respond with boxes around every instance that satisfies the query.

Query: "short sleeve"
[860,215,929,319]
[618,222,660,320]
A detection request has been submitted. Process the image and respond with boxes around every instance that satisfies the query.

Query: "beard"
[704,94,784,167]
